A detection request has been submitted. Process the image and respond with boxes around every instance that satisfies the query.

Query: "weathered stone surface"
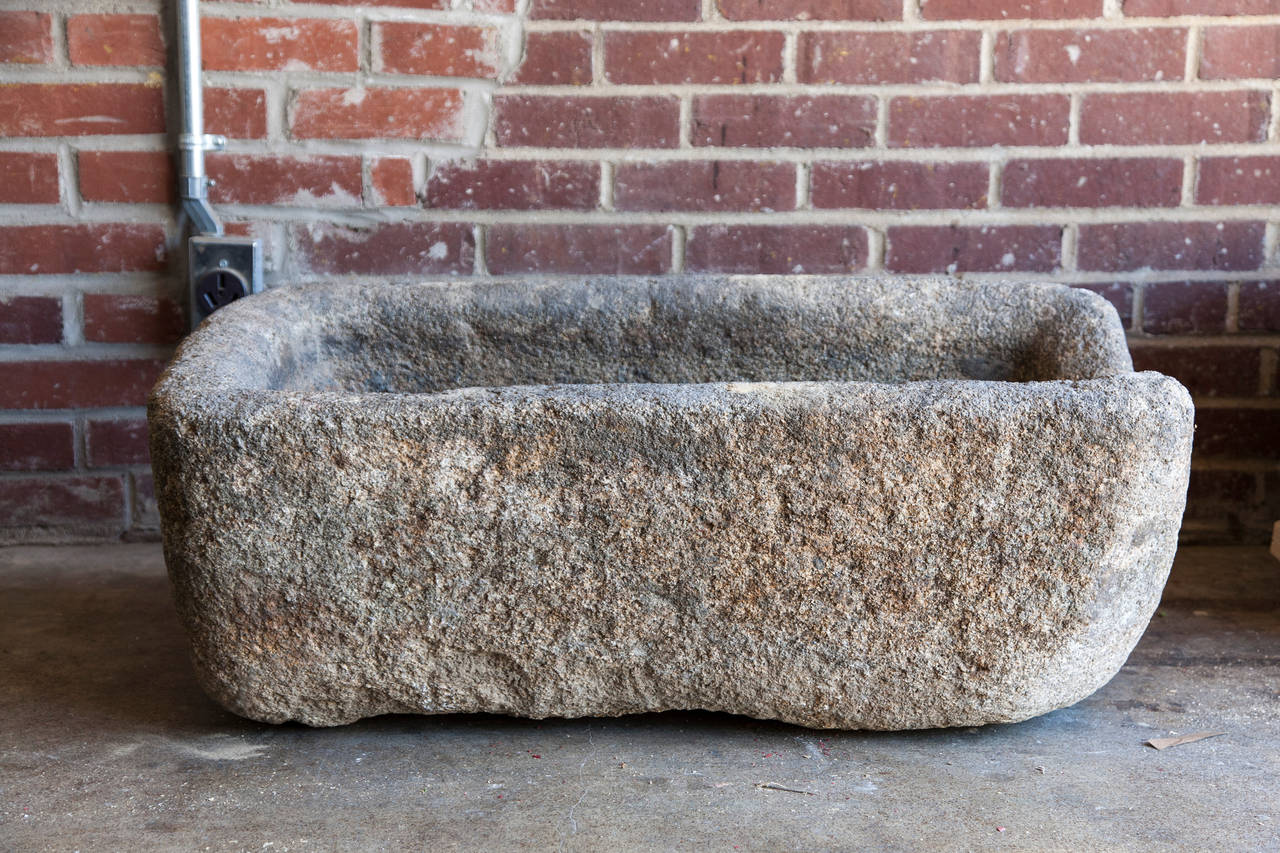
[149,277,1193,729]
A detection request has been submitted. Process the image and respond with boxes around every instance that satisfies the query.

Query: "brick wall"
[1,0,1277,544]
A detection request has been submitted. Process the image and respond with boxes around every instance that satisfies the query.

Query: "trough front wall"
[0,0,1277,544]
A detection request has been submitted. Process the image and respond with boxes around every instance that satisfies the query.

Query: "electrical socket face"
[189,235,263,328]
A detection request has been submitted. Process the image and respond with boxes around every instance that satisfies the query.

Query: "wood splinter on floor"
[1144,731,1227,751]
[755,783,815,795]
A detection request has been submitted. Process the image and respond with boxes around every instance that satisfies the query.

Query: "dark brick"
[510,31,592,85]
[530,0,700,20]
[426,160,599,210]
[920,0,1103,17]
[0,476,125,531]
[718,0,898,17]
[889,94,1070,148]
[0,423,75,471]
[494,95,680,148]
[812,161,988,210]
[1130,345,1260,396]
[995,28,1184,83]
[685,226,867,274]
[1193,408,1280,458]
[1002,158,1182,208]
[1081,91,1269,145]
[78,151,174,204]
[800,30,980,84]
[1142,281,1230,335]
[292,222,475,275]
[87,418,150,467]
[0,296,62,344]
[692,95,876,148]
[1197,157,1280,206]
[0,360,166,410]
[605,31,784,84]
[1238,281,1280,332]
[83,294,184,345]
[1078,222,1265,273]
[886,225,1062,273]
[614,161,795,212]
[487,224,672,274]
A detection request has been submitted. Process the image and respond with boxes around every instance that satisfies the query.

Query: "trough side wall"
[0,0,1277,544]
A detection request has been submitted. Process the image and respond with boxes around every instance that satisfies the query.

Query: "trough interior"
[257,279,1131,395]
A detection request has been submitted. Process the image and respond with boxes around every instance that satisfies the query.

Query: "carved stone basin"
[148,277,1192,729]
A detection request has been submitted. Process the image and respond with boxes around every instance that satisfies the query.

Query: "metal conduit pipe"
[176,0,223,236]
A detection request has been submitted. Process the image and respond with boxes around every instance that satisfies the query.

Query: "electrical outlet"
[188,235,263,328]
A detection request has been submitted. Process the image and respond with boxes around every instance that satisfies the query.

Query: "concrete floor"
[0,545,1276,852]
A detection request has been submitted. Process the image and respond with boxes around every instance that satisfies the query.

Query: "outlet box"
[189,235,263,329]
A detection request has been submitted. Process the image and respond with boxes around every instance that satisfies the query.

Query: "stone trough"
[148,277,1193,729]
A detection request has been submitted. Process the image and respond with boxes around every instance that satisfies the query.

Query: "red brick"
[487,224,672,274]
[919,0,1103,18]
[1238,281,1280,332]
[203,17,357,72]
[995,28,1184,83]
[511,31,593,85]
[692,95,876,148]
[83,294,184,345]
[0,152,58,204]
[291,87,465,141]
[1197,157,1280,206]
[1141,281,1230,334]
[799,31,981,84]
[292,222,475,275]
[0,84,164,137]
[1002,158,1182,208]
[370,158,416,207]
[1078,223,1264,273]
[717,0,899,19]
[1201,26,1280,80]
[1193,408,1280,459]
[292,0,447,7]
[494,96,680,148]
[78,151,174,204]
[208,154,362,206]
[0,423,74,471]
[886,225,1062,273]
[426,160,598,210]
[889,95,1069,148]
[87,418,151,467]
[1071,283,1133,327]
[1080,91,1269,145]
[614,161,795,211]
[605,31,784,84]
[0,11,52,64]
[1125,0,1280,14]
[376,22,501,78]
[475,0,518,10]
[1130,346,1260,396]
[0,476,125,530]
[530,0,700,20]
[0,225,167,274]
[685,226,867,274]
[67,14,165,67]
[0,360,166,409]
[0,296,62,344]
[207,88,268,139]
[812,161,988,210]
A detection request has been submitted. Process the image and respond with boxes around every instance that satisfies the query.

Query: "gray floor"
[0,545,1276,852]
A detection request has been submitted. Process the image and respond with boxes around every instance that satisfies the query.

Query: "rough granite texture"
[148,277,1193,729]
